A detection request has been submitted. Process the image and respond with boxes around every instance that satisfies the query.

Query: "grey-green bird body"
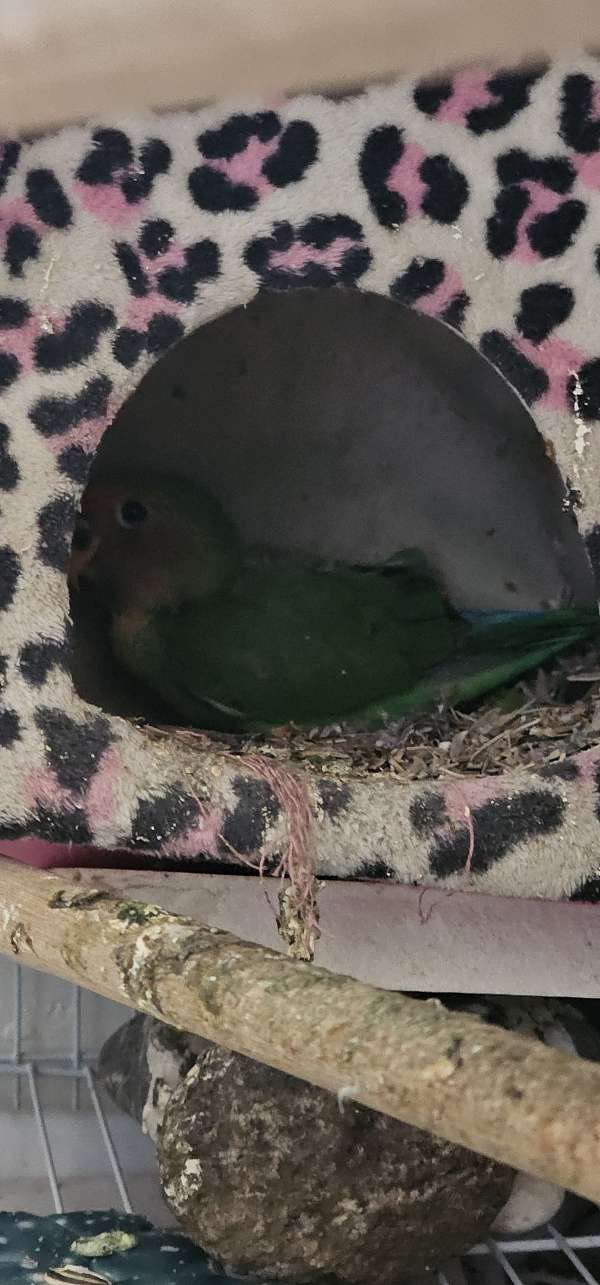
[69,471,600,732]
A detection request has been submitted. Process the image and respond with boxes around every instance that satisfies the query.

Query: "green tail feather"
[345,607,600,726]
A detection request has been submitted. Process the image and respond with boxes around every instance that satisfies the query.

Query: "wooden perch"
[2,0,600,134]
[1,853,600,1201]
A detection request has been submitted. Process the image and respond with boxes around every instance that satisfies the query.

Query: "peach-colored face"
[68,480,184,608]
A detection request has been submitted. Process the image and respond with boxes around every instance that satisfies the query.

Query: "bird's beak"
[68,519,101,591]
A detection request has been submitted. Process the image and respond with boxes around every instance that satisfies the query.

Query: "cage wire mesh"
[1,961,599,1284]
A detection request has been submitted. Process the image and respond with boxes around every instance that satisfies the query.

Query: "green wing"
[154,553,462,729]
[114,548,600,732]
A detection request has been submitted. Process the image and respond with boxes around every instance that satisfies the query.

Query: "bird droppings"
[69,1230,138,1258]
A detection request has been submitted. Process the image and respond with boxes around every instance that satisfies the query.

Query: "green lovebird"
[68,470,600,732]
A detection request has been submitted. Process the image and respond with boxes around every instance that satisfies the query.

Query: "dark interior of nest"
[68,289,600,783]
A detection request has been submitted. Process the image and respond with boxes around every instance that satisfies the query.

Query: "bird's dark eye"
[117,499,148,529]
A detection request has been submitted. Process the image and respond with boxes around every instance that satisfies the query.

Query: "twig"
[1,854,600,1202]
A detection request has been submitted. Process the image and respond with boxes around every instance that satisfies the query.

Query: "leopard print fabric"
[3,57,600,897]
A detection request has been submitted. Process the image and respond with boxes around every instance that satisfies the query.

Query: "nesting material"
[144,648,600,784]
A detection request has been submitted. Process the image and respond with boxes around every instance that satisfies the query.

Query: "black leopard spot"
[571,875,600,903]
[0,296,30,327]
[19,638,69,686]
[468,67,546,135]
[121,138,171,202]
[219,776,281,857]
[32,804,92,846]
[496,149,575,193]
[262,120,318,186]
[35,301,115,371]
[560,73,600,154]
[516,283,574,343]
[391,258,445,305]
[184,238,220,280]
[0,545,20,610]
[157,239,220,302]
[0,352,19,391]
[316,779,352,821]
[301,214,362,247]
[189,165,259,213]
[146,313,184,355]
[113,327,147,368]
[420,154,469,224]
[0,708,19,747]
[429,790,565,877]
[244,216,371,289]
[442,291,470,330]
[4,223,40,277]
[77,130,170,201]
[0,141,20,195]
[199,111,280,160]
[191,113,317,211]
[409,792,447,835]
[37,494,77,570]
[414,66,545,134]
[35,708,114,793]
[156,268,197,305]
[139,218,174,258]
[115,242,150,297]
[77,128,133,184]
[359,125,406,228]
[0,423,18,490]
[26,169,72,228]
[57,444,94,482]
[568,360,600,422]
[413,78,453,117]
[30,374,112,437]
[487,186,531,258]
[528,201,587,258]
[244,220,291,276]
[480,330,549,405]
[0,655,6,682]
[129,790,200,849]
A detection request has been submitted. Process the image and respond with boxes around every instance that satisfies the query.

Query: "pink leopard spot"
[511,181,564,264]
[140,242,186,272]
[515,335,587,410]
[209,134,279,197]
[0,196,45,241]
[161,807,224,859]
[269,236,357,273]
[23,768,73,812]
[85,745,123,835]
[387,142,427,220]
[574,151,600,190]
[415,267,465,318]
[440,777,511,832]
[74,180,144,228]
[126,293,182,329]
[437,69,495,125]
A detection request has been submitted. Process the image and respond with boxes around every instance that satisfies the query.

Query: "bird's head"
[68,470,240,615]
